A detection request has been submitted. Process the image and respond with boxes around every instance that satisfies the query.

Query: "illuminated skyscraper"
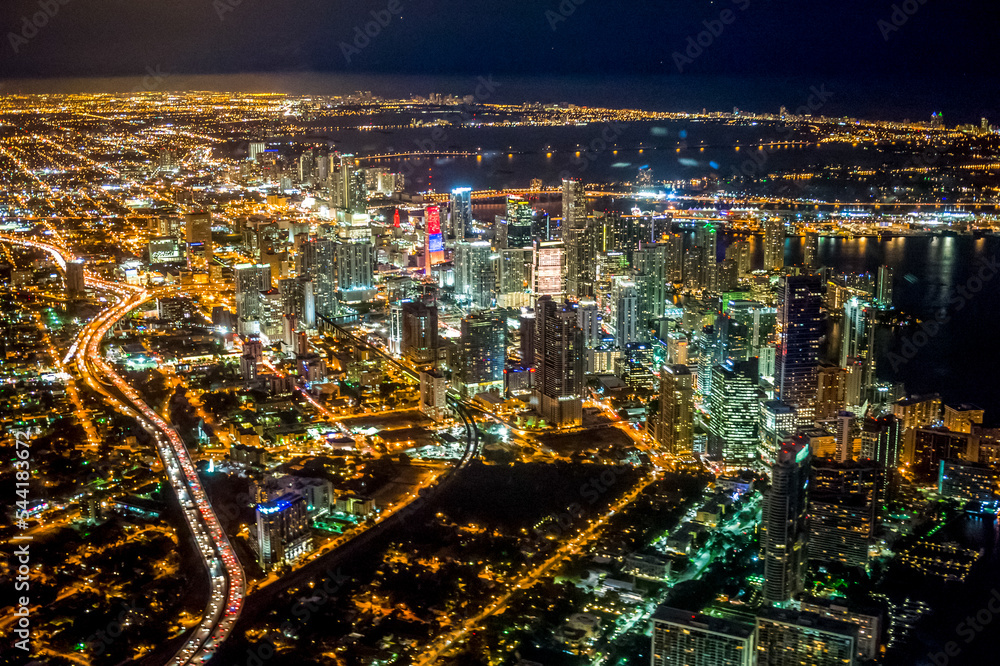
[300,238,337,320]
[651,606,754,666]
[455,241,497,309]
[861,414,902,469]
[426,205,445,264]
[457,312,506,398]
[764,218,785,272]
[656,365,694,455]
[451,187,474,240]
[775,274,824,421]
[708,358,760,463]
[563,179,595,298]
[497,248,532,308]
[762,439,810,604]
[612,280,639,348]
[532,241,565,300]
[505,195,534,249]
[532,296,584,427]
[338,155,367,214]
[760,400,797,466]
[633,244,668,322]
[278,276,315,329]
[808,459,881,568]
[665,232,684,283]
[755,609,858,666]
[815,364,847,421]
[65,259,86,297]
[803,232,819,269]
[695,223,718,292]
[335,241,375,303]
[235,263,272,335]
[875,265,893,309]
[402,300,439,366]
[254,494,312,571]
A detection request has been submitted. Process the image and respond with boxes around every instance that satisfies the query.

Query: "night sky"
[0,0,991,78]
[1,0,996,116]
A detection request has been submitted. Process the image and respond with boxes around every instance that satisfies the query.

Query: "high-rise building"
[531,296,584,427]
[518,309,535,367]
[504,195,534,249]
[258,288,284,342]
[336,241,375,302]
[451,187,474,240]
[419,370,449,421]
[760,400,798,466]
[835,410,859,462]
[300,238,337,320]
[708,358,760,464]
[840,299,876,398]
[497,248,532,308]
[861,415,902,466]
[808,459,881,568]
[815,364,847,420]
[248,141,267,161]
[185,211,212,246]
[875,265,893,309]
[425,204,445,265]
[938,459,1000,501]
[611,280,639,348]
[762,439,810,604]
[656,365,694,455]
[892,394,942,431]
[695,224,719,293]
[278,276,316,329]
[803,232,819,269]
[755,608,859,666]
[798,597,882,662]
[402,301,439,366]
[651,606,754,666]
[763,218,785,272]
[532,241,565,300]
[235,263,272,335]
[65,259,86,297]
[338,155,367,214]
[577,300,603,350]
[633,244,668,322]
[775,274,824,421]
[455,241,497,309]
[148,236,185,266]
[697,326,721,398]
[563,179,593,298]
[253,493,313,570]
[457,312,506,398]
[944,404,985,434]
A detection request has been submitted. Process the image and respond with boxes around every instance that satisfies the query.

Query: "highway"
[0,234,245,666]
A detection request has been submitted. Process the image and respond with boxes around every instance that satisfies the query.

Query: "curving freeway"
[0,234,245,665]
